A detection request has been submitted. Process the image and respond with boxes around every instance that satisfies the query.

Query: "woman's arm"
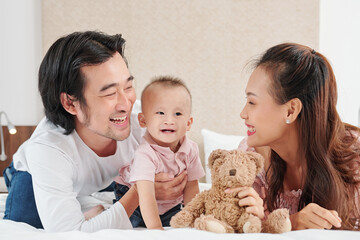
[136,180,164,230]
[290,203,342,230]
[183,180,200,205]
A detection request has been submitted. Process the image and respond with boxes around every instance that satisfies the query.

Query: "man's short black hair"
[38,31,126,134]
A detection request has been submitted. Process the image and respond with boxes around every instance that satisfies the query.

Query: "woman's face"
[240,66,289,148]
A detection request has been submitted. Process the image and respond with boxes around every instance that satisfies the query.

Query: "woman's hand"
[225,186,265,219]
[290,203,342,230]
[154,171,187,200]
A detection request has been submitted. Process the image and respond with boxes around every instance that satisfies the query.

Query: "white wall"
[0,0,43,126]
[320,0,360,127]
[0,0,359,127]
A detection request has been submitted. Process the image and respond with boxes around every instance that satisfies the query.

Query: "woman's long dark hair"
[257,43,360,230]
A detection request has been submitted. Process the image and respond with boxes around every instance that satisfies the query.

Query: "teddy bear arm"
[170,192,206,228]
[182,192,206,215]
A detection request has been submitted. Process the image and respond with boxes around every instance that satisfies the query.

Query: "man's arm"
[183,180,200,205]
[154,171,187,200]
[27,144,132,232]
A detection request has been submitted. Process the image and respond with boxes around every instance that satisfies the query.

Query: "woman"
[239,43,360,230]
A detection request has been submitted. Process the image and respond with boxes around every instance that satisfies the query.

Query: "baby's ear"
[186,117,193,131]
[246,152,264,175]
[208,149,227,169]
[138,113,146,128]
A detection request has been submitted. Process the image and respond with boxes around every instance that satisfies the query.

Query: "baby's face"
[140,85,193,151]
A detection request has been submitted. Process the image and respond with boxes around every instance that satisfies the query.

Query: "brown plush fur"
[170,149,291,234]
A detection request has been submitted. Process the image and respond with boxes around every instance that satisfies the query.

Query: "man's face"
[74,52,136,143]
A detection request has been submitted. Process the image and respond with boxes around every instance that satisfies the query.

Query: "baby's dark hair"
[141,76,192,108]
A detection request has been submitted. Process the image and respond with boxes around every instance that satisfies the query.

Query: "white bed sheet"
[1,219,360,240]
[1,192,360,239]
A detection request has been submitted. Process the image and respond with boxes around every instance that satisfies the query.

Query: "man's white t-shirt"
[12,101,144,232]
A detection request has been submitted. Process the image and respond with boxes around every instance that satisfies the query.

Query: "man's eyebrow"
[99,76,134,92]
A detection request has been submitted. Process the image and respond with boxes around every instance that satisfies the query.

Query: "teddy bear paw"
[242,220,262,233]
[170,210,194,228]
[194,214,234,233]
[263,208,291,233]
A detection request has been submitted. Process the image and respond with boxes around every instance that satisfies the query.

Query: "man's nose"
[115,92,131,111]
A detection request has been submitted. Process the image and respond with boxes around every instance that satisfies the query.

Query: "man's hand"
[154,171,187,200]
[290,203,342,230]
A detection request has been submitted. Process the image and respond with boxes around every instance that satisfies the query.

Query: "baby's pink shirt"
[115,131,205,214]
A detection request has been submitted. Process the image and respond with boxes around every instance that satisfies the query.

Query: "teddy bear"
[170,149,291,234]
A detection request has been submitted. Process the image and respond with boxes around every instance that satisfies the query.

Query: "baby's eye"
[156,111,164,115]
[175,112,182,116]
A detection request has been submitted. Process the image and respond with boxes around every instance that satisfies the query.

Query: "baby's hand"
[83,204,105,220]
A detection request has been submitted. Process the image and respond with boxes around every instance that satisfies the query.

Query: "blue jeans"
[114,183,182,227]
[3,162,43,229]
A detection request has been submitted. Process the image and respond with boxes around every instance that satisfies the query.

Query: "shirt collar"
[143,130,190,155]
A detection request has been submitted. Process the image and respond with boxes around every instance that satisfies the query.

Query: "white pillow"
[201,129,244,183]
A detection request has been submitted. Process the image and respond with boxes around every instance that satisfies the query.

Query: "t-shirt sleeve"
[128,145,157,183]
[26,143,132,232]
[186,142,205,181]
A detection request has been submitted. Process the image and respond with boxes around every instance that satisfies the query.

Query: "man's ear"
[186,117,193,131]
[60,92,78,115]
[138,113,146,128]
[284,98,302,124]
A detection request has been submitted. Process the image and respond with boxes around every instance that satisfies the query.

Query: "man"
[3,31,187,232]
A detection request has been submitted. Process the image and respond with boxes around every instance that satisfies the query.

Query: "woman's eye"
[175,112,182,116]
[156,112,164,115]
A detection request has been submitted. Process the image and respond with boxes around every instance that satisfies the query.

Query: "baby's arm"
[183,180,200,205]
[136,180,163,230]
[83,205,105,220]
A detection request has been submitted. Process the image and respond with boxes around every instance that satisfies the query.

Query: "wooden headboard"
[0,126,36,176]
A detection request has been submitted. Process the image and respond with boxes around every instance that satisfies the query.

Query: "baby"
[114,76,205,229]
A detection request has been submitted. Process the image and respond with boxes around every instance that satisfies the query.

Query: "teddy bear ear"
[208,149,227,169]
[246,151,265,174]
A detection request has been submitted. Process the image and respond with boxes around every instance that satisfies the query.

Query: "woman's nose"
[240,107,247,119]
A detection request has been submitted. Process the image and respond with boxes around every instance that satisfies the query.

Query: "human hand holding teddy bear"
[170,149,291,234]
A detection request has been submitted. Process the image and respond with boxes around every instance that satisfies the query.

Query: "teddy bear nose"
[229,169,236,176]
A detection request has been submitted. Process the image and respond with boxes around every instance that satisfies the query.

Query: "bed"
[1,129,360,239]
[1,191,360,240]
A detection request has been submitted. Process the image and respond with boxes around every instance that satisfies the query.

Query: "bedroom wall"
[319,0,360,127]
[1,0,359,188]
[40,0,319,165]
[0,0,43,126]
